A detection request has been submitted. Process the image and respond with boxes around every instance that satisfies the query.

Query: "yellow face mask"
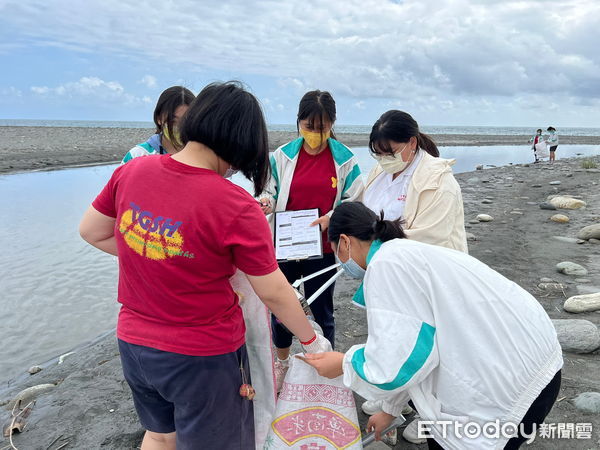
[163,127,182,148]
[300,129,330,149]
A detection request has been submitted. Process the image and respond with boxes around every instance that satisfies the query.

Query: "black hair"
[296,90,337,142]
[547,126,556,132]
[154,86,195,148]
[369,110,439,157]
[536,129,543,133]
[179,81,270,196]
[328,202,406,244]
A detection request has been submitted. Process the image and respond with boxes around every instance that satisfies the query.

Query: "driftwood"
[2,400,35,450]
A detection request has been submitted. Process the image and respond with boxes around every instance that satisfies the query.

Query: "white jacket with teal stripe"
[344,238,562,449]
[261,137,364,219]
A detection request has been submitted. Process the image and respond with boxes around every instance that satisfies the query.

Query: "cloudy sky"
[1,0,599,127]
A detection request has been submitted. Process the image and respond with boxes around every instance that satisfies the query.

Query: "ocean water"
[2,119,600,137]
[1,144,599,382]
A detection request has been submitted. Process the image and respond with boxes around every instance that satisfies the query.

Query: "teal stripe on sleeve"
[342,163,362,197]
[270,155,280,200]
[138,142,155,153]
[121,152,133,164]
[351,322,436,390]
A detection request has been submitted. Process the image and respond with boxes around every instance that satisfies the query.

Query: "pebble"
[531,184,542,188]
[551,319,600,353]
[467,177,480,184]
[540,277,555,283]
[590,238,600,245]
[476,214,493,222]
[576,239,586,244]
[549,196,586,209]
[481,199,493,204]
[564,293,600,313]
[481,179,490,183]
[539,202,557,210]
[476,165,483,170]
[510,211,523,215]
[549,180,561,185]
[526,202,537,205]
[550,214,569,223]
[466,233,477,242]
[28,365,42,375]
[538,282,565,292]
[556,261,588,276]
[575,279,591,283]
[468,219,479,224]
[577,224,600,240]
[572,392,600,414]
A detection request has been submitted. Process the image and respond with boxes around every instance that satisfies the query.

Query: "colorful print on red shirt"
[92,155,278,356]
[286,145,337,253]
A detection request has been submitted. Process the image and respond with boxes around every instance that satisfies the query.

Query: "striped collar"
[280,137,354,166]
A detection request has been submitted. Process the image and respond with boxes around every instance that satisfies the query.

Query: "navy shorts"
[118,339,254,450]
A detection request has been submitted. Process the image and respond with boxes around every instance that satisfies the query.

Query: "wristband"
[300,334,317,346]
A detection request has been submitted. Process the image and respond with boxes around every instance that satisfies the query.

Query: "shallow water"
[0,144,598,381]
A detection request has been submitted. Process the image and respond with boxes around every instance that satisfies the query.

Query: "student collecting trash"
[301,202,563,449]
[80,82,330,450]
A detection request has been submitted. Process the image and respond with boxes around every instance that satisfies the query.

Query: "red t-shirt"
[92,155,278,356]
[286,145,337,253]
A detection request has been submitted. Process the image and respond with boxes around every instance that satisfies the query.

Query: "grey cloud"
[2,0,599,103]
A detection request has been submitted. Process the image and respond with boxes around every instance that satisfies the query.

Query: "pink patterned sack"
[265,355,362,449]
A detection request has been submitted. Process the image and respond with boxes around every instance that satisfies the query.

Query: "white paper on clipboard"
[275,209,322,261]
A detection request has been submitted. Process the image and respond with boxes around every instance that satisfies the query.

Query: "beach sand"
[1,150,599,448]
[1,126,599,174]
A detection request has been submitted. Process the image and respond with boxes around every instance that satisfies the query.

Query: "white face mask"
[372,143,413,174]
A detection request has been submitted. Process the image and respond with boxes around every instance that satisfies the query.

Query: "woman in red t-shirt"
[259,90,364,391]
[80,82,329,450]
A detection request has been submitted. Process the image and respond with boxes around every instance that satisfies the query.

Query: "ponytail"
[372,211,405,242]
[328,202,406,245]
[416,132,439,157]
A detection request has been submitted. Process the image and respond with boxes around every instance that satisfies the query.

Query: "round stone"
[556,262,588,276]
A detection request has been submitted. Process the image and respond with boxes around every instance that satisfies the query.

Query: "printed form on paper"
[275,209,322,261]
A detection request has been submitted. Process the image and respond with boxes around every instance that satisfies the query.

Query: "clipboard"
[274,208,323,261]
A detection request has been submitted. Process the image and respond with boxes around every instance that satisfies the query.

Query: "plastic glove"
[301,333,332,353]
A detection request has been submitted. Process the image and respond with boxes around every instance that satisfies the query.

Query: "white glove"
[301,333,332,353]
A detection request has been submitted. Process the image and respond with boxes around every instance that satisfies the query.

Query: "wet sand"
[1,153,599,448]
[1,126,599,174]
